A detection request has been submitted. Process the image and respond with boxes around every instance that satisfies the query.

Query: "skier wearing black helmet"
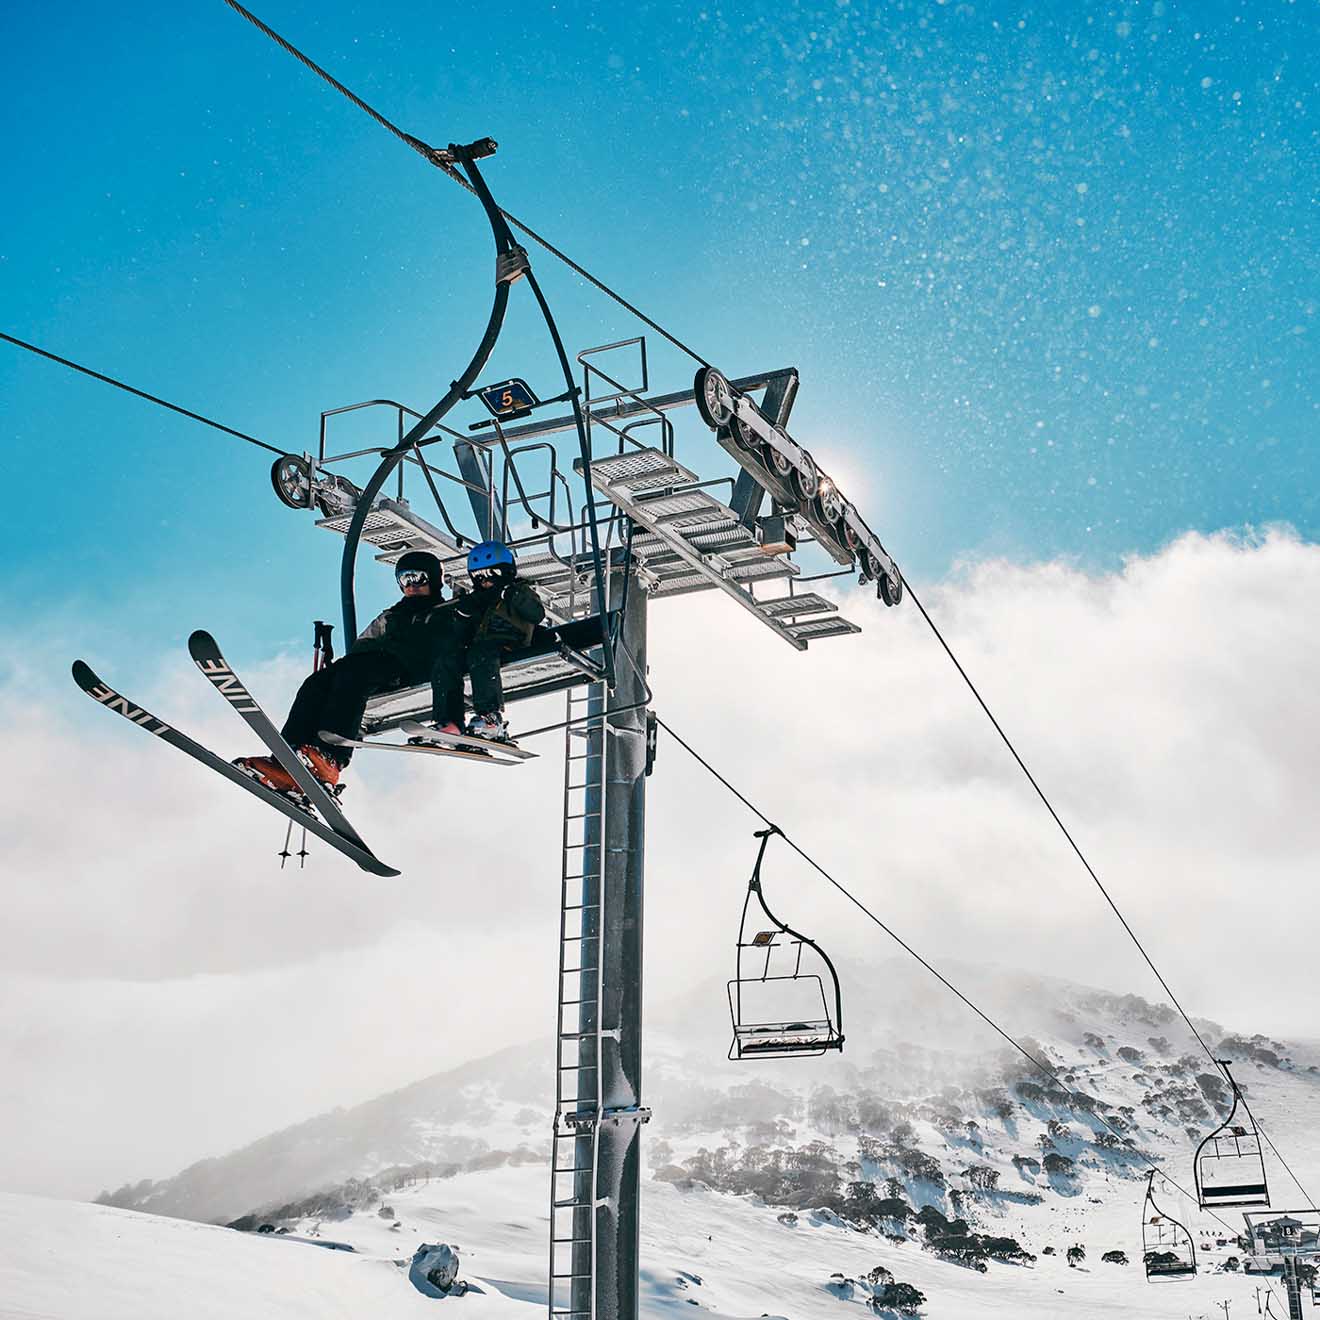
[235,550,457,793]
[429,539,545,744]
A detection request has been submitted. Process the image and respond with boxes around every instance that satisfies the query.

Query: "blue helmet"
[467,539,516,575]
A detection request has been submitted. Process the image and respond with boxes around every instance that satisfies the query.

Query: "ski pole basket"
[1194,1060,1270,1210]
[727,826,844,1061]
[1141,1171,1197,1280]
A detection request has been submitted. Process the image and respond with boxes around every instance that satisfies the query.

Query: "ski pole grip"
[314,620,335,666]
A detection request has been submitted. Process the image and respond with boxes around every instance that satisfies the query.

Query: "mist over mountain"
[95,958,1317,1232]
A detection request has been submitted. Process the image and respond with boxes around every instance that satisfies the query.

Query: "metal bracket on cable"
[496,245,530,285]
[448,137,498,161]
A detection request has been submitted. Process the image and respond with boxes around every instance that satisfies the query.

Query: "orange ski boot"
[233,747,342,796]
[233,754,300,795]
[298,745,343,789]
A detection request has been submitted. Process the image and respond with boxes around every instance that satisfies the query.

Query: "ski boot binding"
[467,712,511,744]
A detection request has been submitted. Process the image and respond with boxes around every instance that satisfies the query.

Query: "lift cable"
[899,574,1317,1209]
[219,0,710,370]
[221,0,454,177]
[9,321,1290,1231]
[0,331,283,457]
[655,713,1244,1237]
[10,309,1311,1203]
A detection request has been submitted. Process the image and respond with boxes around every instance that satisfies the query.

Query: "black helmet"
[395,551,444,593]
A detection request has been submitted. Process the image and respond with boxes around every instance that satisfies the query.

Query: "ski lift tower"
[274,331,902,1320]
[250,129,902,1320]
[1243,1211,1320,1319]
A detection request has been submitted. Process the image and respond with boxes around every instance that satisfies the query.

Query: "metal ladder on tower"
[548,680,607,1320]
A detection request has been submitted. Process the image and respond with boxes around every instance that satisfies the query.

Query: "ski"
[186,630,369,849]
[399,719,538,760]
[70,660,399,878]
[319,730,521,767]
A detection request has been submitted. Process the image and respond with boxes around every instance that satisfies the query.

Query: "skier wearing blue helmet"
[428,539,546,743]
[466,539,516,574]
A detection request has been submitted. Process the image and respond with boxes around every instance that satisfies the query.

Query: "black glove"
[503,581,546,626]
[456,584,500,619]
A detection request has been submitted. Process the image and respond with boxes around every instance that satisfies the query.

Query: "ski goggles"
[396,570,431,588]
[470,568,501,585]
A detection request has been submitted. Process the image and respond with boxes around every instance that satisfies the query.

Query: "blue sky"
[2,0,1315,661]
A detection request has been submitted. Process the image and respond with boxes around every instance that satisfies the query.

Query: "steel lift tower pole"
[308,344,892,1320]
[551,567,650,1320]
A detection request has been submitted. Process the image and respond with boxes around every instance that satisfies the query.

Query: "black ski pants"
[281,651,406,764]
[430,631,508,724]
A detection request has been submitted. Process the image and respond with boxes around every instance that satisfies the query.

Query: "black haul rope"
[900,573,1316,1209]
[220,0,710,369]
[0,332,281,456]
[656,714,1255,1238]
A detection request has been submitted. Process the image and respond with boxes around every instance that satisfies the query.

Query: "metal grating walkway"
[586,448,861,650]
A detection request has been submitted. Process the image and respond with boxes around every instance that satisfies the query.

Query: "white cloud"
[2,527,1317,1199]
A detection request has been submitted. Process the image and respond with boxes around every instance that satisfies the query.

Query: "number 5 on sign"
[478,377,538,417]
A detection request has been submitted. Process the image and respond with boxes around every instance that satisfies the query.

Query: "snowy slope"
[0,1192,534,1320]
[289,1163,1298,1319]
[2,1167,1299,1320]
[55,962,1320,1318]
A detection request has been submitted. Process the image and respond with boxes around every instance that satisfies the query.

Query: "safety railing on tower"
[265,331,898,733]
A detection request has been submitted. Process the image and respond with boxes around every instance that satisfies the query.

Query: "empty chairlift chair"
[1142,1171,1197,1280]
[1194,1060,1270,1211]
[727,827,844,1061]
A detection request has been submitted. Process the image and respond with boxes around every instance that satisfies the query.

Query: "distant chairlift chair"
[727,826,844,1061]
[1142,1171,1197,1281]
[1194,1060,1271,1211]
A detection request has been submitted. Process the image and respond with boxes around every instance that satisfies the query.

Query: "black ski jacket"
[454,578,546,648]
[350,594,457,682]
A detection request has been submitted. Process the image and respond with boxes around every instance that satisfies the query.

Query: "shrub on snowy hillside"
[893,1146,946,1187]
[1218,1034,1285,1068]
[809,1087,859,1135]
[843,1182,915,1227]
[1196,1072,1229,1106]
[860,1133,946,1190]
[976,1088,1015,1120]
[961,1165,999,1192]
[678,1140,887,1217]
[858,1266,925,1314]
[987,1236,1035,1264]
[869,1280,926,1314]
[914,1206,1035,1271]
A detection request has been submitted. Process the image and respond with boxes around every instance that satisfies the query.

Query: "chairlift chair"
[727,827,844,1061]
[1194,1060,1270,1210]
[1141,1171,1197,1280]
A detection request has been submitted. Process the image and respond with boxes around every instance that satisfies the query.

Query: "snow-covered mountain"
[59,959,1319,1318]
